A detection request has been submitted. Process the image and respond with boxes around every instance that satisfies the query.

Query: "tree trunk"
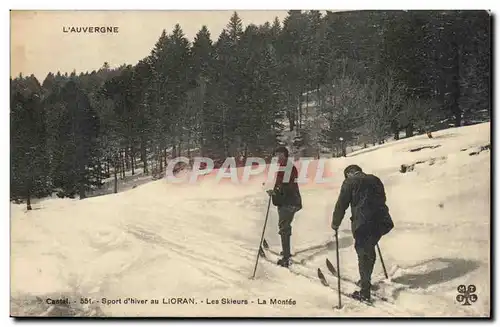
[316,85,321,108]
[131,144,135,176]
[242,144,248,167]
[224,141,230,159]
[118,151,122,179]
[454,112,462,127]
[288,109,295,131]
[305,90,309,118]
[392,120,399,140]
[121,149,126,179]
[152,147,157,174]
[159,147,163,172]
[113,159,118,194]
[26,192,32,211]
[118,150,122,179]
[452,42,462,127]
[78,162,86,199]
[141,137,148,175]
[96,158,101,186]
[187,131,191,157]
[406,123,414,138]
[199,133,205,157]
[287,92,295,131]
[125,146,130,170]
[78,183,86,200]
[298,95,302,130]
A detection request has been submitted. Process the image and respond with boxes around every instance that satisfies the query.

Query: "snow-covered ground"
[10,123,491,317]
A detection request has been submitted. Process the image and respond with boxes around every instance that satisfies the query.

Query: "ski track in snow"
[10,123,490,317]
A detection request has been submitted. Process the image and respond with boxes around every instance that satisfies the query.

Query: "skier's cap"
[274,146,289,158]
[344,164,362,179]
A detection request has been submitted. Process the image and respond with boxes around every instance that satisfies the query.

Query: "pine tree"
[50,80,100,199]
[11,78,51,209]
[191,26,214,156]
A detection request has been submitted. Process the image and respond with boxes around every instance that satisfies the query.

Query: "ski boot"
[277,234,291,268]
[351,282,371,303]
[350,290,371,303]
[277,256,291,267]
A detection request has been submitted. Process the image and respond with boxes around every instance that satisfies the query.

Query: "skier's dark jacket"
[272,163,302,212]
[332,172,394,238]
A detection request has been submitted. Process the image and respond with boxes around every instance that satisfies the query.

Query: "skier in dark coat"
[331,164,394,301]
[266,146,302,267]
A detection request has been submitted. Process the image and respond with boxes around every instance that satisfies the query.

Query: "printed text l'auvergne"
[63,26,119,34]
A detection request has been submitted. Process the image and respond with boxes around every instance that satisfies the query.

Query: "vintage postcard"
[10,10,491,318]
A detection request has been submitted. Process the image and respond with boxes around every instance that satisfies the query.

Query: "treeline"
[11,10,490,207]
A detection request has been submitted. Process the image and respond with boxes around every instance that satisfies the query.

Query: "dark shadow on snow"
[391,257,481,289]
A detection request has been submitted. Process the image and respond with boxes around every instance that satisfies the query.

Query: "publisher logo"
[456,284,477,306]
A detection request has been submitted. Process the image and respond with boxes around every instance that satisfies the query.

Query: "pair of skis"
[317,258,389,306]
[257,242,388,308]
[251,195,387,309]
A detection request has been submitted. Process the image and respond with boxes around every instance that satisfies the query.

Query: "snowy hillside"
[10,122,490,317]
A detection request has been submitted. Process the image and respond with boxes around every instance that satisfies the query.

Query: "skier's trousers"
[278,206,296,236]
[354,227,382,290]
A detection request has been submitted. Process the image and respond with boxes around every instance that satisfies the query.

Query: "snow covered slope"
[10,122,491,317]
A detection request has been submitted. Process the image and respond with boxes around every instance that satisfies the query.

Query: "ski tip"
[317,268,329,286]
[325,258,338,276]
[317,268,324,279]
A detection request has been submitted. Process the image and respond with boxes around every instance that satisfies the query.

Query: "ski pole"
[335,229,342,309]
[376,243,388,279]
[251,194,272,279]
